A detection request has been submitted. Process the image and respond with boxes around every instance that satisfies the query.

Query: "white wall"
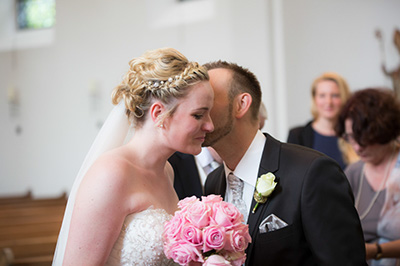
[0,0,273,197]
[283,0,400,135]
[0,0,399,198]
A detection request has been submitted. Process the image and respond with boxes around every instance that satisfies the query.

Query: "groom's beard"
[203,102,233,147]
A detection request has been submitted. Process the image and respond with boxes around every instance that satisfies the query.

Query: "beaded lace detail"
[106,208,178,266]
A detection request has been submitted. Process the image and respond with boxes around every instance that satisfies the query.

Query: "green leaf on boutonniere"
[252,172,277,213]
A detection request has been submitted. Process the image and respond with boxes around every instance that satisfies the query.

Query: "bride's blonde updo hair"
[112,48,209,128]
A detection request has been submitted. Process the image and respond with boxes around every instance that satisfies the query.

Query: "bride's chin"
[183,146,202,156]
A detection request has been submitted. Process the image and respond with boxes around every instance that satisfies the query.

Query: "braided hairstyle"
[112,48,209,128]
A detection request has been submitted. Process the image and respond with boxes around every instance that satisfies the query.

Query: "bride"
[52,48,214,265]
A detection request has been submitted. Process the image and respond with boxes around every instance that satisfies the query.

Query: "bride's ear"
[150,101,165,127]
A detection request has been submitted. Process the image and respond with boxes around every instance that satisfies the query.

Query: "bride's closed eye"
[193,114,204,120]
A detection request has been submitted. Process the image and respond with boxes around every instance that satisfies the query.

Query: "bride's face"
[165,81,214,155]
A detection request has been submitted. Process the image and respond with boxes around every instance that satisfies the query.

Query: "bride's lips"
[196,136,206,142]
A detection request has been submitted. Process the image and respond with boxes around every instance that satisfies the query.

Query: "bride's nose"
[203,115,214,133]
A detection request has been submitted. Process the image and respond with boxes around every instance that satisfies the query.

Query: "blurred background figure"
[259,102,267,130]
[169,147,222,199]
[287,72,358,169]
[336,88,400,265]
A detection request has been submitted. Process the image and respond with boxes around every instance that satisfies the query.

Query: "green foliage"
[17,0,55,30]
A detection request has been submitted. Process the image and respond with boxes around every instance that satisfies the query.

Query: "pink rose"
[203,255,231,266]
[178,196,199,211]
[225,227,251,252]
[235,223,251,244]
[164,195,251,266]
[201,194,223,205]
[211,201,243,229]
[166,241,204,265]
[164,212,185,243]
[186,201,212,228]
[203,225,226,252]
[181,223,203,247]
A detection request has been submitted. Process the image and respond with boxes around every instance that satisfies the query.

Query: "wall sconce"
[89,81,101,112]
[88,80,104,129]
[8,86,20,118]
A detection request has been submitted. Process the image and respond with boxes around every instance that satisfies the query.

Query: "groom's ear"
[234,92,252,119]
[149,101,165,124]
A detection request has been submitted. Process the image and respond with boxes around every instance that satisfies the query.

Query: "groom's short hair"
[204,61,262,122]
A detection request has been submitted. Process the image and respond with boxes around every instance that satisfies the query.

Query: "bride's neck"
[126,129,172,171]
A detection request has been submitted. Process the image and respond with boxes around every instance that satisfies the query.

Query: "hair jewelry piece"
[147,76,180,90]
[133,75,182,119]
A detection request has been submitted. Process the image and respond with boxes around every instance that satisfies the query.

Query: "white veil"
[52,101,132,265]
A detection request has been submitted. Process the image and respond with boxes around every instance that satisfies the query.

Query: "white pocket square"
[259,214,288,233]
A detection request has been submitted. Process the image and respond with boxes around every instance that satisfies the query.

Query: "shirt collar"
[196,147,214,168]
[224,130,266,187]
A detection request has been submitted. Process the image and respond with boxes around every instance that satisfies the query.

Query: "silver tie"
[204,161,220,175]
[227,173,247,220]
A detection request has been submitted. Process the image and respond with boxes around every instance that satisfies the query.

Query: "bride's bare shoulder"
[82,148,138,187]
[76,148,143,211]
[99,148,134,168]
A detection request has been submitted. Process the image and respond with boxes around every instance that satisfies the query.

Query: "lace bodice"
[106,208,178,266]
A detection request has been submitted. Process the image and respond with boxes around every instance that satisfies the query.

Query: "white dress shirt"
[195,147,220,188]
[224,130,266,223]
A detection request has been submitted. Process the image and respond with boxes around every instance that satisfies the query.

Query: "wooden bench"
[0,193,67,266]
[0,192,32,205]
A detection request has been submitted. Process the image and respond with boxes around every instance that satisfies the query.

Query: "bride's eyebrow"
[192,107,209,112]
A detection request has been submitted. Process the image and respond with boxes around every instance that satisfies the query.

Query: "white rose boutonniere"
[252,172,277,213]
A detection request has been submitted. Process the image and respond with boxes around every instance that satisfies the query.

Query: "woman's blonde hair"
[112,48,209,128]
[310,72,350,119]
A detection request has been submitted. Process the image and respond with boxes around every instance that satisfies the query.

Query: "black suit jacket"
[205,134,366,266]
[287,120,314,148]
[169,152,203,199]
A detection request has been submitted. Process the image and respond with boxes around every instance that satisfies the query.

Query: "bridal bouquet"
[163,195,251,266]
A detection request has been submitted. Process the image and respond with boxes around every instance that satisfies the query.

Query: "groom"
[202,61,367,265]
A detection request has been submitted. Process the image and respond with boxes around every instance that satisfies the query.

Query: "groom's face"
[203,68,234,147]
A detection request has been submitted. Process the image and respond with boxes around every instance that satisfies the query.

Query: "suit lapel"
[245,134,281,261]
[206,165,227,197]
[217,167,227,198]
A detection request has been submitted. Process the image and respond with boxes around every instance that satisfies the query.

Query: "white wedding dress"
[106,207,179,266]
[53,103,179,265]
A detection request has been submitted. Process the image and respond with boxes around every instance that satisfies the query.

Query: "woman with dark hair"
[336,88,400,265]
